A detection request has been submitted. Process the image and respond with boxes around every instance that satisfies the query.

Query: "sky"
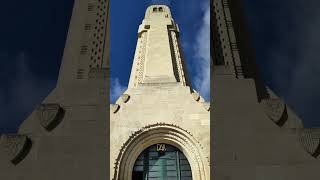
[0,0,319,133]
[244,0,320,127]
[110,0,210,102]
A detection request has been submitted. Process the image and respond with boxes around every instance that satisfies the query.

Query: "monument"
[211,0,320,179]
[1,0,319,179]
[110,5,210,180]
[0,0,110,179]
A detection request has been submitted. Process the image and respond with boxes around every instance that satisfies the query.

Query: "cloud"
[110,78,127,103]
[192,4,210,101]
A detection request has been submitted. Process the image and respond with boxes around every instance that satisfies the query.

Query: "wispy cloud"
[193,4,210,101]
[110,78,126,103]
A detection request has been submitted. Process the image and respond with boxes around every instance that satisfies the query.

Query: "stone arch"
[113,123,209,180]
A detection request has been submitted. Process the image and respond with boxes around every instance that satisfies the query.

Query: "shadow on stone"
[12,138,32,165]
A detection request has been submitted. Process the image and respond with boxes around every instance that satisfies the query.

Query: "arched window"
[132,144,192,179]
[159,7,163,12]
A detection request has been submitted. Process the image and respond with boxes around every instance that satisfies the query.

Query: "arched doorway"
[132,144,192,180]
[113,124,209,180]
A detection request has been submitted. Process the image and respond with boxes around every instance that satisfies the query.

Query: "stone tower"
[110,5,210,180]
[0,0,110,179]
[211,0,320,179]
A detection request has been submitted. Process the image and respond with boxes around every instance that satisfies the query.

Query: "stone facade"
[1,0,318,179]
[110,5,210,180]
[211,0,320,179]
[0,0,109,179]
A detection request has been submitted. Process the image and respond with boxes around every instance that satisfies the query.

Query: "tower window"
[153,7,157,12]
[159,7,163,12]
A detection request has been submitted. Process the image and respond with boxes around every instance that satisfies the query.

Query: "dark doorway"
[132,171,144,180]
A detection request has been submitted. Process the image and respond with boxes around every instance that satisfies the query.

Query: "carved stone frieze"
[113,123,209,180]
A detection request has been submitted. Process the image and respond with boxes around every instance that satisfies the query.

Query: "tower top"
[128,5,189,88]
[145,5,172,19]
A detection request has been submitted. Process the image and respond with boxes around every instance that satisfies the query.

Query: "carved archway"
[113,123,209,180]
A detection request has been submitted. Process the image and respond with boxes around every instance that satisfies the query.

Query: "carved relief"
[120,94,130,103]
[298,129,320,158]
[110,104,120,114]
[37,104,65,131]
[202,102,210,111]
[0,135,32,165]
[137,33,147,85]
[192,92,200,102]
[113,123,209,180]
[261,98,288,126]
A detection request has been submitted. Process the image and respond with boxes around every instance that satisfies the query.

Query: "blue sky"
[110,0,210,102]
[0,0,319,133]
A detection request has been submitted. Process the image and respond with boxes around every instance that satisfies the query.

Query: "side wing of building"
[0,0,110,179]
[211,0,320,179]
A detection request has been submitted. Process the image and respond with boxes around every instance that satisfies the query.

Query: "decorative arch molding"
[113,123,209,180]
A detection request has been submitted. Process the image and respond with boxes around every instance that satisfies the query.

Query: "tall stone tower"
[110,5,210,180]
[0,0,110,179]
[211,0,320,179]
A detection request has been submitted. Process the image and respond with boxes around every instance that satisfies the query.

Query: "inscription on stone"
[156,144,166,151]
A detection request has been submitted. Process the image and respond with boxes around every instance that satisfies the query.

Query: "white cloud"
[193,5,210,101]
[110,78,127,103]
